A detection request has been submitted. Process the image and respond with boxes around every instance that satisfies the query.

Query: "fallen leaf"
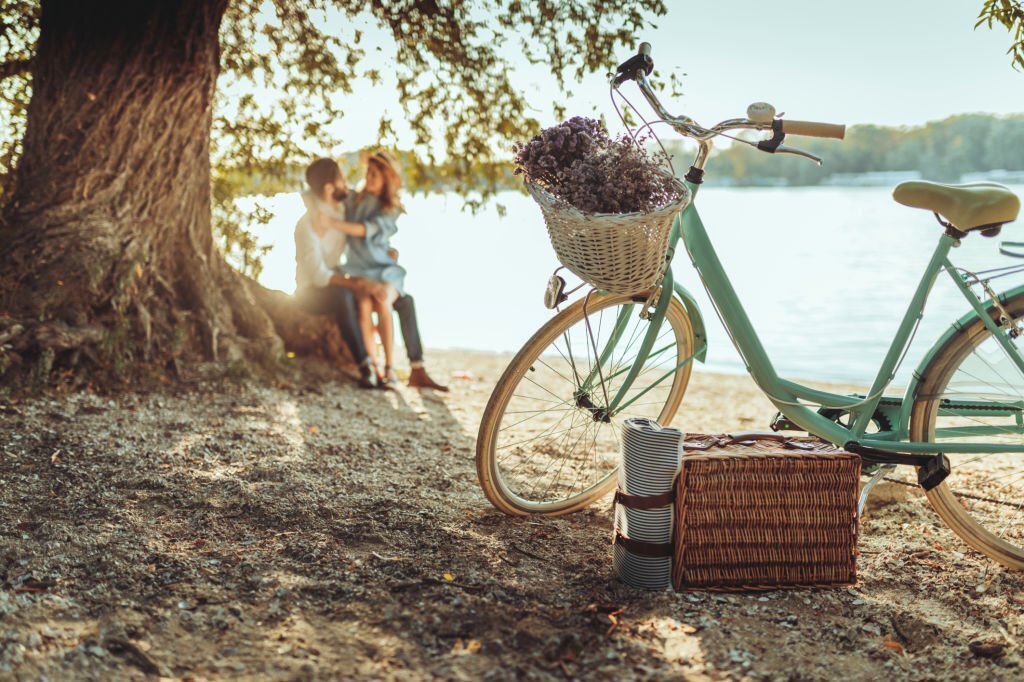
[882,635,905,655]
[308,426,319,433]
[442,573,454,582]
[969,640,1006,659]
[449,638,481,655]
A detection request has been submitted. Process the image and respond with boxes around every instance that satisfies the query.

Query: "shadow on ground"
[1,355,1022,680]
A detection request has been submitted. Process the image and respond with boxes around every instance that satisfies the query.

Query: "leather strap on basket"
[613,530,673,558]
[613,488,675,510]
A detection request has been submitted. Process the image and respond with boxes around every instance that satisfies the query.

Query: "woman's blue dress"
[341,192,407,295]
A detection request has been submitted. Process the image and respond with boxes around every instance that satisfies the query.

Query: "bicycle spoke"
[537,415,598,500]
[535,356,578,388]
[498,406,575,433]
[521,373,577,406]
[501,409,581,481]
[511,392,575,407]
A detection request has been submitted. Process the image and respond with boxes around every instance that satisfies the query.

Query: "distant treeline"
[230,113,1024,197]
[667,113,1024,186]
[227,149,520,202]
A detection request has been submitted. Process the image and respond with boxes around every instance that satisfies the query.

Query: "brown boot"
[408,366,449,391]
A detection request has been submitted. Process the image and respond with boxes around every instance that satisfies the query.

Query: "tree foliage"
[0,0,37,196]
[1,0,666,276]
[978,0,1024,70]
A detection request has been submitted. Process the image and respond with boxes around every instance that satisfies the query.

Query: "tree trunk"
[0,0,291,386]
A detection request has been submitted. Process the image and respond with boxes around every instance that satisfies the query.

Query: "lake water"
[251,184,1024,385]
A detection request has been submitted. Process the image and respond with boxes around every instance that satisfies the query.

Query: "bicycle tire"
[476,290,694,516]
[909,290,1024,569]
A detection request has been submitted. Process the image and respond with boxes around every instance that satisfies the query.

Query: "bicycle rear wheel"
[476,290,695,516]
[909,291,1024,569]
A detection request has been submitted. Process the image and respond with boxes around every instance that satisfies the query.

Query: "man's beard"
[332,188,348,202]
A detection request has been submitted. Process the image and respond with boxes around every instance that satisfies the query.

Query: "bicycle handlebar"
[612,43,846,157]
[780,119,846,140]
[612,41,653,86]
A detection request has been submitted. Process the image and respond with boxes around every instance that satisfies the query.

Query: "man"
[295,157,449,391]
[294,157,379,387]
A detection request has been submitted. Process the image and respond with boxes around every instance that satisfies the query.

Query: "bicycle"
[475,43,1024,570]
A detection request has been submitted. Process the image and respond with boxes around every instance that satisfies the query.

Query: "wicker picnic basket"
[526,176,691,295]
[672,433,861,591]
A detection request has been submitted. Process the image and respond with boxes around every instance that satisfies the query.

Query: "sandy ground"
[1,349,1023,681]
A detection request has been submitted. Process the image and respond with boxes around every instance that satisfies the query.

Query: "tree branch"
[0,58,33,81]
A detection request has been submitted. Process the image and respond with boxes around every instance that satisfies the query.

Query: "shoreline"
[423,348,872,435]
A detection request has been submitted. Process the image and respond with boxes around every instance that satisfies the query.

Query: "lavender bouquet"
[512,117,680,214]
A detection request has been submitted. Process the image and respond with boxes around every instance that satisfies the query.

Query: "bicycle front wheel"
[909,291,1024,569]
[476,290,695,516]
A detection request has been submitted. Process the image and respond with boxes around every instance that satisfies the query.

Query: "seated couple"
[294,153,447,391]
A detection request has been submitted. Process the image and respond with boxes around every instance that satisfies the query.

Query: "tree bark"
[0,59,33,81]
[0,0,294,385]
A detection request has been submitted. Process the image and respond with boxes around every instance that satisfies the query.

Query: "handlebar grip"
[779,119,846,139]
[613,43,654,86]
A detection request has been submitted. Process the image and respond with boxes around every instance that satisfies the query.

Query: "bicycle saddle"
[892,180,1020,234]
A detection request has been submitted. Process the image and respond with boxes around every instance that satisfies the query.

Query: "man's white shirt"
[294,191,347,290]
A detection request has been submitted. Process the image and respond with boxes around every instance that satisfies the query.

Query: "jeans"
[394,294,423,363]
[295,285,368,365]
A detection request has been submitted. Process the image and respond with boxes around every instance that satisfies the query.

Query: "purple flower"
[513,117,679,214]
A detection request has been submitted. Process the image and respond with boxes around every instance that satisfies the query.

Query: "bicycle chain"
[917,399,1024,413]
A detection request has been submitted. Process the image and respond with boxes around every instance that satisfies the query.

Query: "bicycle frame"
[594,178,1024,457]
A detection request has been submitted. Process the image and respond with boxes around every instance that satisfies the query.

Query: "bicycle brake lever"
[775,144,823,165]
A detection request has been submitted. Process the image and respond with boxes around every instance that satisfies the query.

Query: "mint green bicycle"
[476,44,1024,569]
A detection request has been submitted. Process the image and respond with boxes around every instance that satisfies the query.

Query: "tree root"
[0,278,354,390]
[248,281,353,366]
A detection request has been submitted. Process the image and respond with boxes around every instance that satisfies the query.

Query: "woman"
[294,156,384,389]
[344,151,448,391]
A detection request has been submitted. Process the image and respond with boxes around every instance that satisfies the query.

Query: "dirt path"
[1,351,1022,680]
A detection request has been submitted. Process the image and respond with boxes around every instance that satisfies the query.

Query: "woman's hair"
[364,150,404,213]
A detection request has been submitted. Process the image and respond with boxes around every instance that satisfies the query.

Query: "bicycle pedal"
[917,453,951,491]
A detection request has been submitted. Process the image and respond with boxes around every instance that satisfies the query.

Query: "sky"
[326,0,1024,153]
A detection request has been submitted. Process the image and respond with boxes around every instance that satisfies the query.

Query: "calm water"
[251,184,1024,384]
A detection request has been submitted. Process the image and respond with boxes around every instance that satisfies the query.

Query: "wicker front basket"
[526,177,691,295]
[672,433,861,591]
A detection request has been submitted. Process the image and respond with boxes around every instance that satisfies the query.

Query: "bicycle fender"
[899,281,1024,435]
[672,281,708,363]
